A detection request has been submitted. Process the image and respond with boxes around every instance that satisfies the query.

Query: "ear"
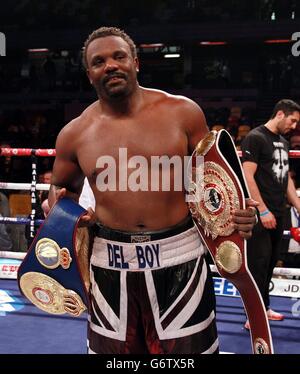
[276,110,285,119]
[134,57,140,73]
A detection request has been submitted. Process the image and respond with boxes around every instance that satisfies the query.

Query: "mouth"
[108,77,123,84]
[104,74,126,85]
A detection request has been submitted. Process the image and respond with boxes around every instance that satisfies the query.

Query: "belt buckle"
[131,235,151,243]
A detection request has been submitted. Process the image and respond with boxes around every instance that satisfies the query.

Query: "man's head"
[290,127,300,150]
[82,27,137,68]
[83,27,139,100]
[270,99,300,135]
[43,170,52,184]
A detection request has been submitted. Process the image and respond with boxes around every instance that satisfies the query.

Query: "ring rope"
[0,148,56,157]
[1,248,299,277]
[1,147,300,286]
[0,217,295,239]
[0,217,43,225]
[0,182,50,191]
[237,150,300,158]
[210,264,300,277]
[1,148,300,158]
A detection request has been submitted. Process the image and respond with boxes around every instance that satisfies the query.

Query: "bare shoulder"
[145,87,206,122]
[57,101,98,142]
[143,88,208,152]
[55,101,99,156]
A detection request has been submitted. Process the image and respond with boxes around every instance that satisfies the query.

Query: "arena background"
[0,0,300,356]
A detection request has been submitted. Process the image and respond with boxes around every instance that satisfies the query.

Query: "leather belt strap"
[18,197,89,317]
[188,130,274,354]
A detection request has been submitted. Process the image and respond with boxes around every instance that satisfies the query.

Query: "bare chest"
[77,115,188,179]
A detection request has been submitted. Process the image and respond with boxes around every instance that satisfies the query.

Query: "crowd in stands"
[1,1,299,30]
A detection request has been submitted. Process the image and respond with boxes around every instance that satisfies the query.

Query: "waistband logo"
[107,243,160,269]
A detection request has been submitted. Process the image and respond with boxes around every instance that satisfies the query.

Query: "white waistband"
[91,226,205,271]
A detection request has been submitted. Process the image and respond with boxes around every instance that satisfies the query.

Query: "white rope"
[210,264,300,277]
[0,182,50,191]
[1,251,300,277]
[0,251,26,260]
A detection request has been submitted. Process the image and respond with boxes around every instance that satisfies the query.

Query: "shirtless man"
[49,27,256,354]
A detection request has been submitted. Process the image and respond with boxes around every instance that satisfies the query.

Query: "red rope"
[1,147,300,158]
[237,150,300,158]
[0,148,56,157]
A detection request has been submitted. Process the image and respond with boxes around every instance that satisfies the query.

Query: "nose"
[291,122,297,130]
[104,58,118,73]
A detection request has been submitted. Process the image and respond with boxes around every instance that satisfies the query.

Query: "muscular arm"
[287,172,300,213]
[49,121,85,207]
[183,100,209,153]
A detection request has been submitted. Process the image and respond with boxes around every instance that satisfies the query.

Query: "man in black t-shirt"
[242,99,300,329]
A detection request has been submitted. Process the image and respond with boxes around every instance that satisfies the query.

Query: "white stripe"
[202,337,219,354]
[144,263,215,340]
[161,256,201,320]
[90,268,120,331]
[164,259,208,331]
[89,268,128,341]
[91,302,104,328]
[89,321,124,340]
[119,271,128,339]
[163,310,216,340]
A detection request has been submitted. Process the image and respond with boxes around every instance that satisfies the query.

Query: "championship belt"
[17,197,89,317]
[188,130,274,354]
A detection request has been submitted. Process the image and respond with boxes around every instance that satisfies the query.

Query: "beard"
[278,119,289,135]
[95,72,132,99]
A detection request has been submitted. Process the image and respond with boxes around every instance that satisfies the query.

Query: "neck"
[99,85,143,117]
[264,119,279,135]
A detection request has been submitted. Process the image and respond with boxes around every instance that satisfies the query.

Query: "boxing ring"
[0,147,300,354]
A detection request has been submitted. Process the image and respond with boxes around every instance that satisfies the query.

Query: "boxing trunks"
[88,217,218,354]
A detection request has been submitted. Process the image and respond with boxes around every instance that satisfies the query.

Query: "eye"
[115,53,126,60]
[92,58,104,66]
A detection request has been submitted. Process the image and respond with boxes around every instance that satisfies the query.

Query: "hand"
[53,188,96,226]
[41,199,51,217]
[79,207,97,227]
[231,198,258,239]
[260,211,277,229]
[55,187,79,201]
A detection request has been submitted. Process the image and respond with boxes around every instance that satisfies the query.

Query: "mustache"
[103,72,127,84]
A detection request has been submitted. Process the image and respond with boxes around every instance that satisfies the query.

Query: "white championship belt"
[188,130,274,354]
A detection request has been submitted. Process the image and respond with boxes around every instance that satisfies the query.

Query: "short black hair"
[82,26,137,69]
[270,99,300,119]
